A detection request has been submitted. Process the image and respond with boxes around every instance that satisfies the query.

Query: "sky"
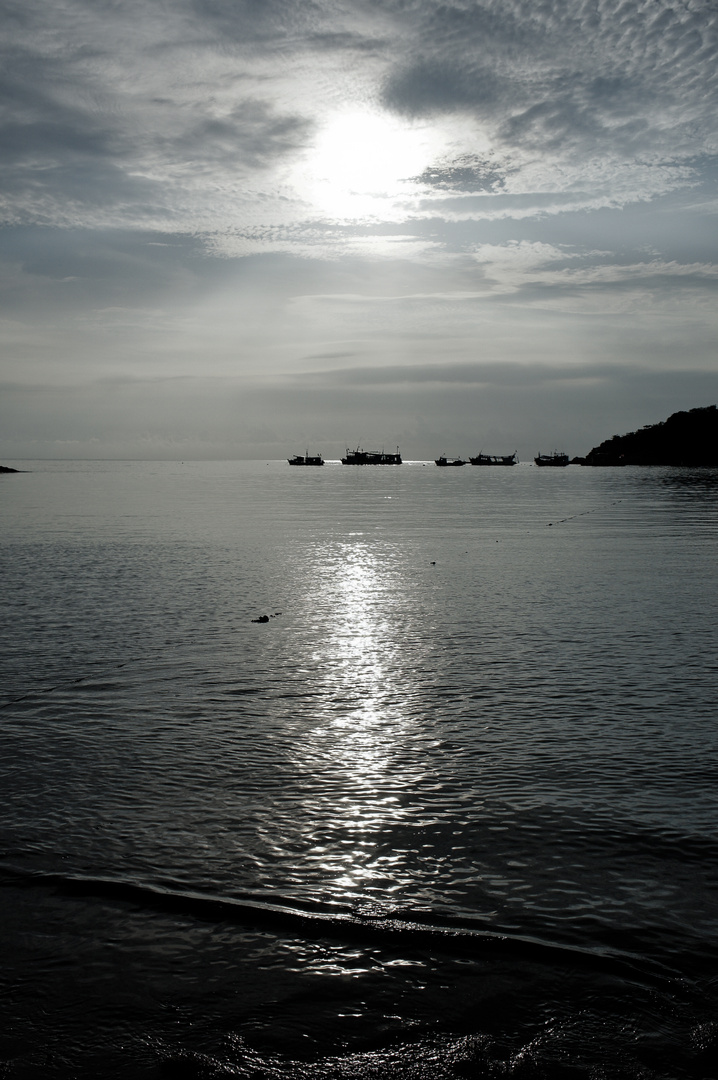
[1,0,717,461]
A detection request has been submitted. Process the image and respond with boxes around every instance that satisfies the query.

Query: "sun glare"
[298,109,433,219]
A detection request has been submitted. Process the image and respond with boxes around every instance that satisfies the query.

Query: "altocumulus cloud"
[2,0,714,231]
[0,0,717,459]
[382,0,718,156]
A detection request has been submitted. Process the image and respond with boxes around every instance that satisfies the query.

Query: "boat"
[534,451,569,467]
[341,447,402,465]
[469,452,518,466]
[288,450,324,466]
[435,456,467,467]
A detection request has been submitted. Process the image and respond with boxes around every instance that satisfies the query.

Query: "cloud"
[411,154,508,192]
[0,0,717,461]
[160,99,314,171]
[289,356,718,391]
[0,0,320,231]
[306,30,387,55]
[4,362,716,462]
[188,0,322,42]
[292,359,588,387]
[384,57,505,118]
[380,0,718,160]
[1,0,715,239]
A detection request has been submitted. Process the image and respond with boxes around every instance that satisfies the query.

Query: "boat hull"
[534,452,569,467]
[342,448,402,465]
[288,453,324,466]
[469,453,517,466]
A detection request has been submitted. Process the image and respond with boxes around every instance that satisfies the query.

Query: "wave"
[0,863,679,987]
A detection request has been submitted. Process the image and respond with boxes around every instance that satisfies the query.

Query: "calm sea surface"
[1,459,717,1078]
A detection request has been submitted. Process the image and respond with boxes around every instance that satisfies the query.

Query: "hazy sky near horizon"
[1,0,717,460]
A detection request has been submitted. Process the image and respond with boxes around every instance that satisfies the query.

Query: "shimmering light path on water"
[1,460,717,1078]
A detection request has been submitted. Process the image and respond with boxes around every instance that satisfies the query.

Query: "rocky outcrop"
[584,405,718,466]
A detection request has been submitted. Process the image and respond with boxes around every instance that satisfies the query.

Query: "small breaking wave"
[0,862,679,987]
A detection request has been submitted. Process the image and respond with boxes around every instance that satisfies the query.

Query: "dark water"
[1,459,717,1079]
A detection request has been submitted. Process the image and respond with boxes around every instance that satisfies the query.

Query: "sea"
[1,458,717,1079]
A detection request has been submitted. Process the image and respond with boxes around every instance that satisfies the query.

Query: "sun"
[297,108,434,220]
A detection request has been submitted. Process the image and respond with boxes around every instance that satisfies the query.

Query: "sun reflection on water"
[294,542,421,909]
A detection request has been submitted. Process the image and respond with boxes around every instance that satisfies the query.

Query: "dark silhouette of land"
[0,465,20,473]
[578,405,718,466]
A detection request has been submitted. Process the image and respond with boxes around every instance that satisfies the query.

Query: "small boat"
[534,451,569,467]
[435,456,467,467]
[288,450,324,466]
[342,447,402,465]
[469,452,518,466]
